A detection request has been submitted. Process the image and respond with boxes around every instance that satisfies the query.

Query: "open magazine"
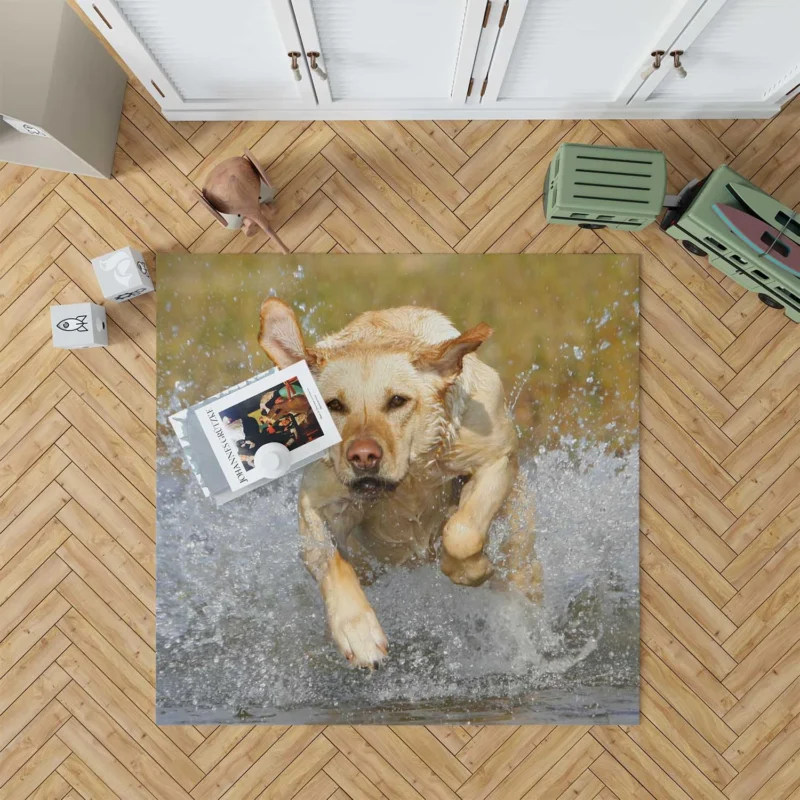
[170,361,340,505]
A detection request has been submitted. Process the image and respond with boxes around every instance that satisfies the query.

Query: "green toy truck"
[544,142,800,322]
[543,143,667,231]
[659,165,800,323]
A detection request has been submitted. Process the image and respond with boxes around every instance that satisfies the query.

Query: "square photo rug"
[156,253,639,725]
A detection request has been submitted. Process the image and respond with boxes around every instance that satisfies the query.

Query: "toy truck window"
[776,212,800,239]
[704,236,727,251]
[760,233,791,259]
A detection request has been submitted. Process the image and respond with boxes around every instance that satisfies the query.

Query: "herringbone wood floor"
[2,71,800,800]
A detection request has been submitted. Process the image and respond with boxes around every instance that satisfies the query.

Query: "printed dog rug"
[156,253,640,725]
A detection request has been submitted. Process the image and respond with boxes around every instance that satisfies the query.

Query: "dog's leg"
[440,454,516,587]
[321,551,388,669]
[298,490,387,669]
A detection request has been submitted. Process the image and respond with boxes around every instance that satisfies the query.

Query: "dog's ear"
[258,298,321,369]
[414,323,493,378]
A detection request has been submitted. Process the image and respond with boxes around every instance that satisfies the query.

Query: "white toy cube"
[91,246,154,302]
[51,303,108,349]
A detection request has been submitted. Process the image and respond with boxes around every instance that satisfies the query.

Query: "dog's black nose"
[347,438,383,472]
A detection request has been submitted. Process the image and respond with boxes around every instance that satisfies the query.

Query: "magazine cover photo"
[157,253,639,726]
[217,374,323,470]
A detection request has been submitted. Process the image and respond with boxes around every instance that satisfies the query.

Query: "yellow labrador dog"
[259,298,541,669]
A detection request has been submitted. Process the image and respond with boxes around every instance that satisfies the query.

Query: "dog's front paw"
[440,551,494,587]
[442,518,485,561]
[329,606,388,670]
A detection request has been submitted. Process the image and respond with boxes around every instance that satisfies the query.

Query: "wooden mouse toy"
[197,148,290,253]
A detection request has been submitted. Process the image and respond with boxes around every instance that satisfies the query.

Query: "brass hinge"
[482,0,492,27]
[480,76,489,97]
[499,0,509,27]
[467,77,474,97]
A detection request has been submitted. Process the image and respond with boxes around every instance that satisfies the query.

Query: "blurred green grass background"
[157,254,639,455]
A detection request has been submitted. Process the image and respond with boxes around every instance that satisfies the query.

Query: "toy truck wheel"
[682,240,707,257]
[578,223,606,229]
[758,293,784,310]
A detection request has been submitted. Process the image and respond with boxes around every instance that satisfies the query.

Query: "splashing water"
[157,415,639,724]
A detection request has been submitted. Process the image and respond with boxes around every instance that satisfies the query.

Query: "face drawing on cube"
[219,377,323,471]
[92,247,154,303]
[99,249,139,287]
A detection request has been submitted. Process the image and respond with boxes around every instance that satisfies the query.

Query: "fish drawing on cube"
[91,246,154,302]
[51,303,107,349]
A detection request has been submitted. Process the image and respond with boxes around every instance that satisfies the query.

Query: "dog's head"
[258,299,491,499]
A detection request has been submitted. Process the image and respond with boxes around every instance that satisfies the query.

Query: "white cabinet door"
[632,0,800,108]
[289,0,487,109]
[75,0,316,113]
[481,0,705,109]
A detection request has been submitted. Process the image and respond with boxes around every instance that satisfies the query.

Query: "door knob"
[670,50,687,79]
[641,50,665,81]
[288,51,302,81]
[307,52,328,81]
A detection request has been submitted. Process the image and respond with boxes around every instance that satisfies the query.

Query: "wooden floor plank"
[56,535,153,641]
[723,560,800,660]
[56,681,193,800]
[641,611,737,718]
[641,537,736,644]
[639,680,737,790]
[723,531,800,624]
[323,135,453,252]
[0,592,70,682]
[641,500,736,608]
[56,501,154,604]
[400,121,469,175]
[322,752,385,800]
[56,571,154,682]
[0,517,72,608]
[641,392,735,500]
[56,716,159,800]
[0,699,72,788]
[111,148,202,248]
[57,752,123,800]
[454,121,505,156]
[0,228,68,317]
[0,733,70,800]
[0,163,36,205]
[55,427,154,537]
[363,120,469,211]
[121,86,202,176]
[0,555,70,642]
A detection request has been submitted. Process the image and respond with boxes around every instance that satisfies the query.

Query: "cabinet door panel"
[79,0,315,109]
[647,0,800,103]
[292,0,484,105]
[491,0,693,103]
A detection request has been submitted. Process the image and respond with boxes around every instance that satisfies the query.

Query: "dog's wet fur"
[258,298,542,669]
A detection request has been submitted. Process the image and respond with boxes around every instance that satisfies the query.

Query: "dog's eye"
[387,394,409,410]
[326,398,346,413]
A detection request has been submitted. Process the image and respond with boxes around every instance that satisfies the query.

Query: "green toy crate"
[544,143,667,231]
[660,164,800,323]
